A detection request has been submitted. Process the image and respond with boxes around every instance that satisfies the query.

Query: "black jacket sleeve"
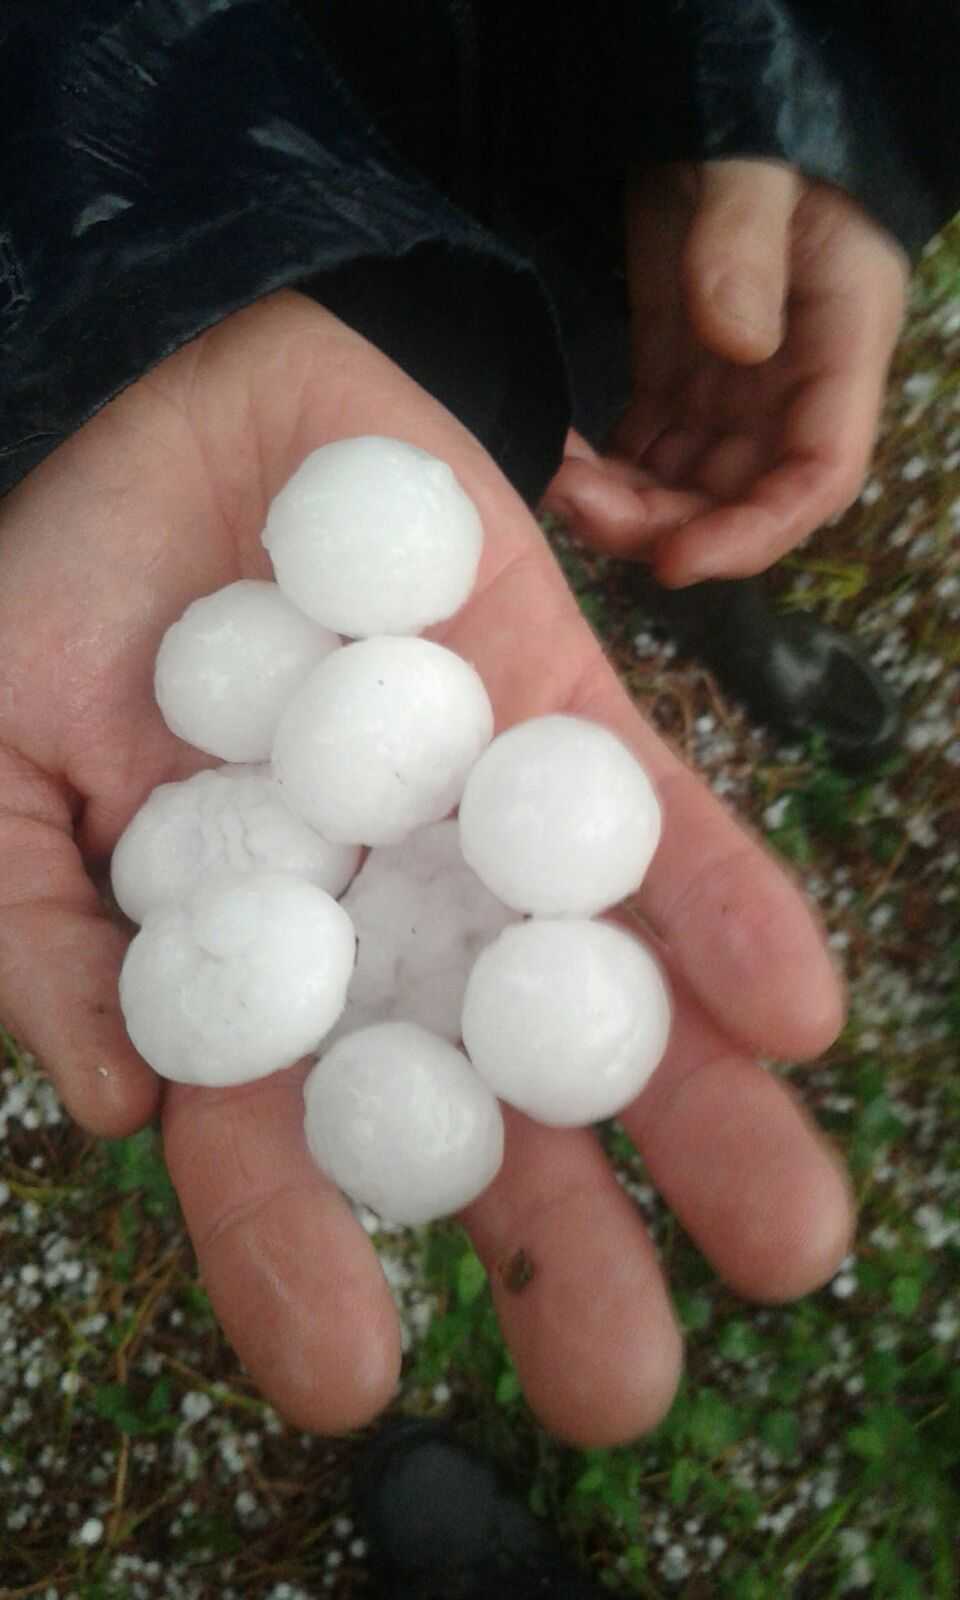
[308,3,960,264]
[0,0,568,503]
[305,0,960,445]
[624,0,960,260]
[1,0,958,508]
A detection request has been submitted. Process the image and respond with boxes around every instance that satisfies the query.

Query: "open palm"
[0,291,850,1446]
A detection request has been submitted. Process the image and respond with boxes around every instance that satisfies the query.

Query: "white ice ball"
[332,820,520,1042]
[458,715,661,916]
[461,918,671,1126]
[110,766,361,924]
[118,871,356,1087]
[154,580,340,761]
[303,1021,504,1225]
[262,436,483,637]
[272,636,494,846]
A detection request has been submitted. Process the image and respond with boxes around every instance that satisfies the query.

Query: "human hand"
[0,291,850,1446]
[543,159,909,585]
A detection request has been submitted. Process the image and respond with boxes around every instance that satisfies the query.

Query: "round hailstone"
[110,766,361,924]
[458,714,661,916]
[154,579,340,761]
[303,1021,504,1225]
[262,436,483,637]
[272,636,494,846]
[461,918,671,1126]
[118,871,356,1087]
[331,820,520,1043]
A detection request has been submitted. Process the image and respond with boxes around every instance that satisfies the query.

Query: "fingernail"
[709,272,780,343]
[658,554,720,588]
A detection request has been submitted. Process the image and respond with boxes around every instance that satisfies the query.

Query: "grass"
[1,219,959,1597]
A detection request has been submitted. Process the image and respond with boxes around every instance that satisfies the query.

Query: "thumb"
[684,159,801,364]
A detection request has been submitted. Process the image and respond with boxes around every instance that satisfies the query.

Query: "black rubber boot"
[352,1418,605,1599]
[639,574,901,771]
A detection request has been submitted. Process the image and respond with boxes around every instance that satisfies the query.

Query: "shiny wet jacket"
[1,0,957,503]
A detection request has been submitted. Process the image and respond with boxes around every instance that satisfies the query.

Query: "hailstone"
[110,766,361,924]
[331,820,520,1043]
[262,436,483,637]
[118,871,356,1086]
[303,1021,504,1225]
[272,636,494,846]
[458,714,661,916]
[154,579,340,761]
[461,918,671,1126]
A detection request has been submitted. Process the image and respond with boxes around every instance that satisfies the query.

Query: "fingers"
[588,688,844,1062]
[460,1107,682,1447]
[642,426,712,487]
[651,452,853,584]
[162,1066,402,1433]
[635,1056,853,1301]
[620,961,853,1302]
[446,555,843,1063]
[448,511,844,1060]
[649,347,894,586]
[636,762,844,1058]
[541,444,709,558]
[689,433,765,501]
[683,160,801,364]
[655,184,909,585]
[458,951,850,1446]
[0,754,160,1137]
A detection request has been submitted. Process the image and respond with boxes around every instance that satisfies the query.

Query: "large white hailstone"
[154,579,340,761]
[461,918,671,1127]
[110,766,361,924]
[118,871,356,1087]
[332,820,520,1043]
[458,714,661,916]
[303,1021,504,1225]
[262,436,483,637]
[272,636,494,846]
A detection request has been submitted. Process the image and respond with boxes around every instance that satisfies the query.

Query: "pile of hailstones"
[115,437,670,1227]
